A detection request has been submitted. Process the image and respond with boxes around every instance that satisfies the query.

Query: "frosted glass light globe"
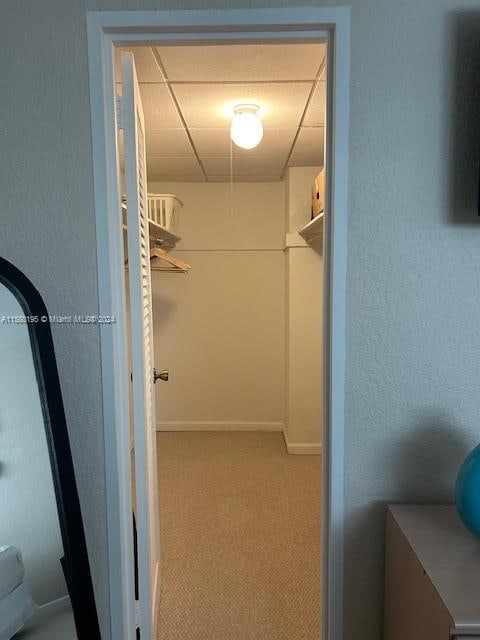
[230,105,263,150]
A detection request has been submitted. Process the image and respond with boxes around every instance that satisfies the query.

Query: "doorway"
[87,8,349,640]
[116,40,326,639]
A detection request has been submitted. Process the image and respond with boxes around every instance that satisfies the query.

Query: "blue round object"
[455,443,480,537]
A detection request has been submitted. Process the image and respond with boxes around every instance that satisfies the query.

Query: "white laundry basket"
[147,194,183,234]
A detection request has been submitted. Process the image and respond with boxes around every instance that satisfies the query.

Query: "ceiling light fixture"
[230,104,263,150]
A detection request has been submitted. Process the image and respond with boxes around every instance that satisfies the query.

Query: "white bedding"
[0,546,36,640]
[0,546,25,600]
[0,582,36,640]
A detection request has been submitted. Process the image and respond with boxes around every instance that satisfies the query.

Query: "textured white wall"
[149,181,285,430]
[343,6,480,637]
[0,286,67,605]
[2,2,480,638]
[0,2,107,632]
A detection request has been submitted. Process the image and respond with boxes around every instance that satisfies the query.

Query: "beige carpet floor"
[157,431,322,640]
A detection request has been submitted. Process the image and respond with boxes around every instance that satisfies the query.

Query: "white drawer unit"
[385,505,480,640]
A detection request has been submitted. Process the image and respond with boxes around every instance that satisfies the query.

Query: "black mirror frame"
[0,257,101,639]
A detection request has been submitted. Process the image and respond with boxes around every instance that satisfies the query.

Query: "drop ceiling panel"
[187,129,230,157]
[139,85,183,129]
[115,45,327,182]
[115,47,160,83]
[289,155,323,169]
[146,129,193,157]
[171,83,312,129]
[147,156,203,180]
[158,43,326,82]
[203,156,284,178]
[293,127,325,159]
[150,174,205,183]
[303,81,326,127]
[189,127,297,158]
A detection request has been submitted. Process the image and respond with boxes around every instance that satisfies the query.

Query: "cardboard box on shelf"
[311,169,325,219]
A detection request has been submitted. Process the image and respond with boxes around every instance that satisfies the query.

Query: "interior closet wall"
[149,180,285,432]
[285,167,323,452]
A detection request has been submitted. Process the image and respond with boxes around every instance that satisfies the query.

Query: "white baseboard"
[157,421,284,432]
[283,430,322,455]
[33,595,71,619]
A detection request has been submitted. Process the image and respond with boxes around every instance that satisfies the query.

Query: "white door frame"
[87,8,350,640]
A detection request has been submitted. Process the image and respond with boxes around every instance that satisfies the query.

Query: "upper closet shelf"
[122,200,181,249]
[148,218,180,250]
[298,212,324,244]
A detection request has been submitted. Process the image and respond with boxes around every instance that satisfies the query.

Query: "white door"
[120,51,160,640]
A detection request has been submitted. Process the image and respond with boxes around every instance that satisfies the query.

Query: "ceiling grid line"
[150,47,210,182]
[280,54,327,180]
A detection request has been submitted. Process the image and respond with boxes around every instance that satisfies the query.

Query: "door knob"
[153,368,169,383]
